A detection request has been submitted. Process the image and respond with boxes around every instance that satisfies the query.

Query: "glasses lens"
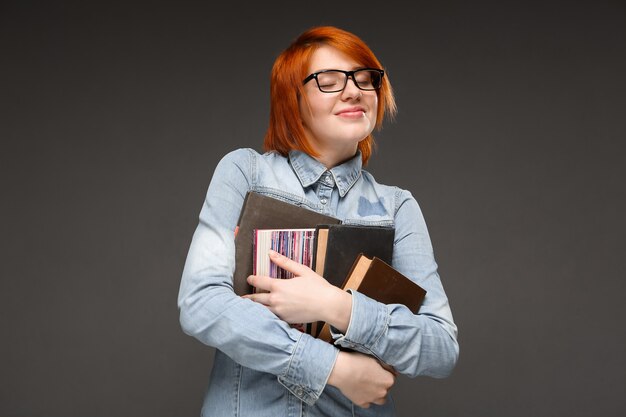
[354,70,382,90]
[313,69,384,92]
[316,71,345,92]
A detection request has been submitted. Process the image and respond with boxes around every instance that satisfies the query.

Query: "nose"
[341,76,362,100]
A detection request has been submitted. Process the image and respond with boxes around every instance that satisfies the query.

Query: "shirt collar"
[288,150,363,197]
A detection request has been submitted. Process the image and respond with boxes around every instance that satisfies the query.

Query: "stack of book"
[234,191,426,342]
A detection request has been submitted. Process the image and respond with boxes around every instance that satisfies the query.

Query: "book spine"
[252,228,316,333]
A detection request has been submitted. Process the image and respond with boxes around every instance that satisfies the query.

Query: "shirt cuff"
[277,332,339,405]
[331,290,389,354]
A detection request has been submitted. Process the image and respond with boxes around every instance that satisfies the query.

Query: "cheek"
[304,98,335,128]
[368,97,379,125]
[299,98,322,129]
[312,98,334,117]
[370,109,378,125]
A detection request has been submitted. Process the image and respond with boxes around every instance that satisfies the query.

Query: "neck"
[311,143,359,169]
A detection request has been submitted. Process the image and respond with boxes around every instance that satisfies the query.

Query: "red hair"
[263,26,397,165]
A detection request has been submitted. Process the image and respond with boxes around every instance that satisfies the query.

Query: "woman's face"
[299,45,378,160]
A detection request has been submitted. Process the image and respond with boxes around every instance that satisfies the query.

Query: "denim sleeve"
[178,149,338,405]
[330,190,459,378]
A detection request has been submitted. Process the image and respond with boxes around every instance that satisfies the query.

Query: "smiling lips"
[336,106,365,118]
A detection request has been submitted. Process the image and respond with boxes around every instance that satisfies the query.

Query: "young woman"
[178,26,459,416]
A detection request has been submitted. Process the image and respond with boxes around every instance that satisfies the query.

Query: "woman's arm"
[245,266,398,409]
[246,188,459,378]
[330,190,459,378]
[177,149,338,405]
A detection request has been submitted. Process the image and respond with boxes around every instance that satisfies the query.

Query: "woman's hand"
[243,250,352,331]
[328,351,396,408]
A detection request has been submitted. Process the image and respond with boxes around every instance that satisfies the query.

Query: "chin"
[345,131,372,143]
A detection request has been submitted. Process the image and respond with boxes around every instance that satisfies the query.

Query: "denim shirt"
[178,148,459,417]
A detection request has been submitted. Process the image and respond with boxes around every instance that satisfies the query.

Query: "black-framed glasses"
[303,68,385,93]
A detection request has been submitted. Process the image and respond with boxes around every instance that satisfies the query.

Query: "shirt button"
[320,198,327,205]
[295,387,303,396]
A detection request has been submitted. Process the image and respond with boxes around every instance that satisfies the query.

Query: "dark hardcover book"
[233,191,340,296]
[310,224,394,337]
[318,254,427,342]
[312,224,395,288]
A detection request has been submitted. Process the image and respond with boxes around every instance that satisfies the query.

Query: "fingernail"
[269,250,280,258]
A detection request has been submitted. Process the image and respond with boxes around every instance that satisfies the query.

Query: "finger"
[380,361,398,375]
[372,396,388,405]
[247,274,275,292]
[268,250,311,276]
[242,292,272,306]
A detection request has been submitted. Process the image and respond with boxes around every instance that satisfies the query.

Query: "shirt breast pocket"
[250,185,322,212]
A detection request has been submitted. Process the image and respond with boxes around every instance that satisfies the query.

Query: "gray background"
[1,1,625,416]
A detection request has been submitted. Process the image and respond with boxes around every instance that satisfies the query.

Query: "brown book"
[317,254,427,343]
[233,191,340,295]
